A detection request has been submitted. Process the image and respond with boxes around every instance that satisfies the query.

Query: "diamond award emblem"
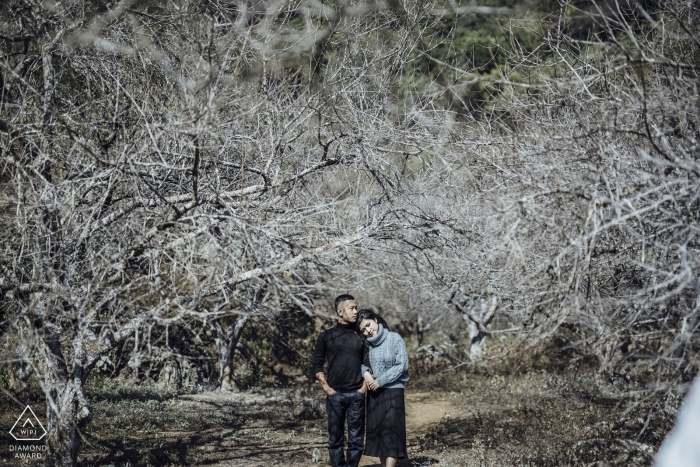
[9,406,47,441]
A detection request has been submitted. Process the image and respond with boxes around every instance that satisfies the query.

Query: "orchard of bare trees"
[1,0,698,466]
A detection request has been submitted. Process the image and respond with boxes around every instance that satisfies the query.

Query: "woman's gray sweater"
[361,324,409,389]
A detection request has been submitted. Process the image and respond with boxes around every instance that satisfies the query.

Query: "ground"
[0,363,675,467]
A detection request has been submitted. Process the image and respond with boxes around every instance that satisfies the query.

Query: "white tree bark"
[212,314,249,391]
[456,296,499,361]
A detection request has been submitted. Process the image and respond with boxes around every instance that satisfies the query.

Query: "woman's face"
[359,318,379,338]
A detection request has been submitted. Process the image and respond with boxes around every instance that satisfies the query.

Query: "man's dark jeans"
[326,390,365,467]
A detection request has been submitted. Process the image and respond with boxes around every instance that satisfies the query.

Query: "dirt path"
[175,390,457,467]
[359,391,454,466]
[33,370,665,466]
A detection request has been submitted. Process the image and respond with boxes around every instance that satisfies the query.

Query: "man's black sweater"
[312,323,369,392]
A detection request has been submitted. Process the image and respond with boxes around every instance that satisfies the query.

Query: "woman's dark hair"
[355,308,389,335]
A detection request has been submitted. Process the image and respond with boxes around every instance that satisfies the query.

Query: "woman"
[357,309,409,467]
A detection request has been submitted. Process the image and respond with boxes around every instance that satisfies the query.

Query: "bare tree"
[432,1,697,388]
[0,0,468,465]
[328,1,699,396]
[477,0,700,389]
[5,1,694,464]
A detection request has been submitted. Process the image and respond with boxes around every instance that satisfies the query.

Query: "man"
[312,294,368,467]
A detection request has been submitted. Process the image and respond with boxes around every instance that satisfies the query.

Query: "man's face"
[337,300,358,324]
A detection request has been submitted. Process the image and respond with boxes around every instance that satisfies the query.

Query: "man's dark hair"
[334,294,355,312]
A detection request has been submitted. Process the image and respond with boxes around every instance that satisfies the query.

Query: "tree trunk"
[40,314,145,466]
[8,343,31,391]
[456,295,499,361]
[213,315,249,391]
[42,323,93,467]
[44,379,83,467]
[466,319,487,361]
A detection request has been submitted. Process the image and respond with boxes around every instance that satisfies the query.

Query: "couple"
[312,294,410,467]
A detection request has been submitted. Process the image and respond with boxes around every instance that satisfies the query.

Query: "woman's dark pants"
[325,391,365,467]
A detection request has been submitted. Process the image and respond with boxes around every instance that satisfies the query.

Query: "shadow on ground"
[363,458,440,467]
[64,365,674,467]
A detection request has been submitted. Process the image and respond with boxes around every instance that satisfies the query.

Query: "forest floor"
[1,356,675,467]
